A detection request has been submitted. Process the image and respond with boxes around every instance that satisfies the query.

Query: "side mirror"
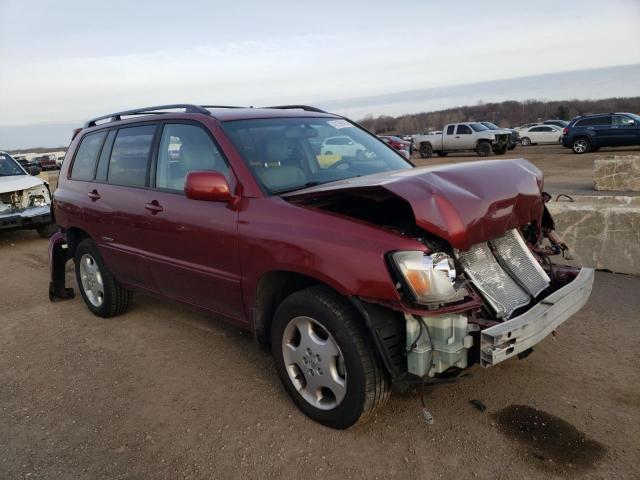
[28,165,41,176]
[184,171,233,202]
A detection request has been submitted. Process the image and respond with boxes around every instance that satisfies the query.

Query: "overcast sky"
[1,0,639,128]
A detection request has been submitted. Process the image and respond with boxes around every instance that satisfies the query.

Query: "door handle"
[145,200,163,214]
[87,190,100,201]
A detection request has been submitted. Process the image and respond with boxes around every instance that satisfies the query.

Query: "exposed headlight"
[391,251,464,304]
[30,195,47,207]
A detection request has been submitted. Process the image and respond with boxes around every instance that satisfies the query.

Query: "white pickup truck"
[412,122,511,158]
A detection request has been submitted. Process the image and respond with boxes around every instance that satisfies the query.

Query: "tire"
[271,286,390,429]
[436,152,448,157]
[419,143,433,158]
[74,238,131,318]
[521,137,531,146]
[36,223,58,239]
[492,145,507,155]
[572,137,590,154]
[476,141,492,157]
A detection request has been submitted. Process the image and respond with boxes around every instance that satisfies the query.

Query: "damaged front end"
[0,183,53,232]
[285,160,594,389]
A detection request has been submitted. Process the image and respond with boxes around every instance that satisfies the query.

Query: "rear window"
[71,131,106,181]
[107,125,156,187]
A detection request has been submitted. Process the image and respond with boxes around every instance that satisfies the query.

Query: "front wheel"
[572,138,590,154]
[476,141,492,157]
[271,286,389,429]
[74,239,131,318]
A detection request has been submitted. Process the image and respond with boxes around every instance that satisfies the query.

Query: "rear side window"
[446,125,455,135]
[71,131,106,180]
[576,116,611,127]
[108,125,156,187]
[155,123,229,191]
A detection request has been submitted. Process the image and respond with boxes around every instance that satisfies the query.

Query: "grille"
[457,229,550,319]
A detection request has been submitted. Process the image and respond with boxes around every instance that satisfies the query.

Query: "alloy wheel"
[573,139,588,153]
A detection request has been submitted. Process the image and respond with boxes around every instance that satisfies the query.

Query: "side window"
[446,125,455,135]
[70,131,106,181]
[107,125,156,187]
[530,127,542,132]
[540,127,553,132]
[456,125,471,135]
[95,130,116,182]
[612,115,634,126]
[155,123,229,191]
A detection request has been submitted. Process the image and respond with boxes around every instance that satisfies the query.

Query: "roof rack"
[263,105,329,114]
[83,104,213,128]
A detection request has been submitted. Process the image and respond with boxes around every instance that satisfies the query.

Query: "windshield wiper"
[273,181,322,195]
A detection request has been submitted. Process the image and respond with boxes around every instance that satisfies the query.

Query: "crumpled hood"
[0,174,46,193]
[285,159,544,251]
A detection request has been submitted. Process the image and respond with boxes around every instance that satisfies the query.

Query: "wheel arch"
[65,227,92,258]
[253,270,342,345]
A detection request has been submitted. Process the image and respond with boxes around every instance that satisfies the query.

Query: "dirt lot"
[412,144,640,197]
[2,144,640,479]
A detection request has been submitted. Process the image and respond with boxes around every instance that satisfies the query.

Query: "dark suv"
[49,104,593,429]
[562,112,640,154]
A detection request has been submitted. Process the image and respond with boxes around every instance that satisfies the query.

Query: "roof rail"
[263,105,329,114]
[83,104,212,128]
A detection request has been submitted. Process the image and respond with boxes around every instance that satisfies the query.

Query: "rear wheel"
[476,141,492,157]
[572,138,590,154]
[74,239,131,318]
[271,286,389,429]
[419,143,433,158]
[521,137,531,146]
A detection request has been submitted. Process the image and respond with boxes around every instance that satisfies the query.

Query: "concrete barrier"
[547,196,640,275]
[594,155,640,191]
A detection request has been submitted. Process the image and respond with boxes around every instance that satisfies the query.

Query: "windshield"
[0,153,25,176]
[481,122,500,130]
[469,123,489,132]
[221,117,413,194]
[627,113,640,122]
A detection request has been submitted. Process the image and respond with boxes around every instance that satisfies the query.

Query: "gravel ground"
[2,144,639,479]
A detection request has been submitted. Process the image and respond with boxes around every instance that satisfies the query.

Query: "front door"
[611,115,640,146]
[141,122,244,323]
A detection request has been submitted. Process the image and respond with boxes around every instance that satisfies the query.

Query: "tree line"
[358,97,640,134]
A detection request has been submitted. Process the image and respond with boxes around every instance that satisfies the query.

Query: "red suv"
[49,104,594,429]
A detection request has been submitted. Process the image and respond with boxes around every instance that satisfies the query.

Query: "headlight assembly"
[391,251,465,305]
[30,195,47,207]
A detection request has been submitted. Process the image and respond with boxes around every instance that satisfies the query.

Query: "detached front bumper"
[0,205,51,230]
[480,267,595,367]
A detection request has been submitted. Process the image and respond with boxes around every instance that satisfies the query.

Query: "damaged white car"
[0,151,57,238]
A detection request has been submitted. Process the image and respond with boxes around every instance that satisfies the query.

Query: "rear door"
[82,123,159,290]
[141,122,244,322]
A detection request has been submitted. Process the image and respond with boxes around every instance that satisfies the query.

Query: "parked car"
[412,122,511,158]
[49,104,593,429]
[479,122,520,150]
[562,112,640,154]
[379,135,410,150]
[0,151,57,238]
[320,135,366,158]
[543,119,569,129]
[515,122,541,130]
[519,125,563,145]
[32,154,59,171]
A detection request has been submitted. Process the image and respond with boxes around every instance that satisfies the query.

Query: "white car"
[0,151,56,237]
[519,125,563,146]
[320,136,365,157]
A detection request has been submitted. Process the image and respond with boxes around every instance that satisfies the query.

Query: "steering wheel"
[327,158,352,170]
